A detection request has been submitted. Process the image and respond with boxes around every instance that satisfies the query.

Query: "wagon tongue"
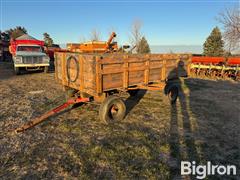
[14,97,90,133]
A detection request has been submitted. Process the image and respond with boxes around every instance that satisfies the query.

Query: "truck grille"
[22,56,43,64]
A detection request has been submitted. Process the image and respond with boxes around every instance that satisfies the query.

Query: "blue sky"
[1,0,239,47]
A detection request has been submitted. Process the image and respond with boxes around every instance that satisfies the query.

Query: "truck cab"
[13,44,49,74]
[9,34,50,75]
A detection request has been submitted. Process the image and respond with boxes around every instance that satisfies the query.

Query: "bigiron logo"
[181,161,237,179]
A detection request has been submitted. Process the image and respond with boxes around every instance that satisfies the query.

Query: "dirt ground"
[0,62,239,179]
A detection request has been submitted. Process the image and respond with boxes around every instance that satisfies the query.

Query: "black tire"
[167,86,179,104]
[14,67,20,75]
[44,66,49,73]
[128,89,139,97]
[99,95,126,123]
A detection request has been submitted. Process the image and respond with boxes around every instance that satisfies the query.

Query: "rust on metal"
[15,97,90,133]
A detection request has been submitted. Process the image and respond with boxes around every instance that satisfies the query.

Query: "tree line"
[0,27,54,47]
[0,22,151,54]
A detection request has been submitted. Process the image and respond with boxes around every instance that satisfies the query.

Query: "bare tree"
[90,28,101,41]
[218,7,240,51]
[129,20,143,53]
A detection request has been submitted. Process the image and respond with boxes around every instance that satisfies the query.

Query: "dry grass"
[0,62,239,179]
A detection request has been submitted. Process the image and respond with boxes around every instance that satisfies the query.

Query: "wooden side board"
[55,53,97,96]
[55,53,191,96]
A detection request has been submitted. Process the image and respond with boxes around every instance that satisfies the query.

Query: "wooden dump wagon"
[55,53,191,122]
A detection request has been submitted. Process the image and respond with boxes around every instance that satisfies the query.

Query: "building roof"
[16,34,38,40]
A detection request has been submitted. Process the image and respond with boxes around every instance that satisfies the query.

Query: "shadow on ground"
[0,62,239,179]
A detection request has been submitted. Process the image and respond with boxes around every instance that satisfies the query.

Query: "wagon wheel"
[167,86,179,104]
[99,95,126,123]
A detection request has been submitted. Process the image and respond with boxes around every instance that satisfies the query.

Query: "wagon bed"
[55,53,191,101]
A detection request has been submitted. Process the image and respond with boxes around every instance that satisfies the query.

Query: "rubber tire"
[14,67,20,75]
[99,95,126,123]
[44,66,49,73]
[128,89,139,97]
[167,86,179,104]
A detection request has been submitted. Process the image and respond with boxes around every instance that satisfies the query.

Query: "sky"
[0,0,239,53]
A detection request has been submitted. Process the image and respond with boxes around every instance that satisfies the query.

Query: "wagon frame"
[15,53,191,132]
[55,52,191,122]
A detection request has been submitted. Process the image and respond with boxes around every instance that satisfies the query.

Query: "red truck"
[9,34,50,74]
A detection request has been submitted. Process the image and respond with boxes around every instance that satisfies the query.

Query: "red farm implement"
[190,56,240,80]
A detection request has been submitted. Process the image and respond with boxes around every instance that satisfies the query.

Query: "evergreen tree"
[137,36,151,54]
[5,26,27,40]
[203,27,224,56]
[43,33,54,47]
[1,32,10,41]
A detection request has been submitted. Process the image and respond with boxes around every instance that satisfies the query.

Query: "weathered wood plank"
[55,52,191,97]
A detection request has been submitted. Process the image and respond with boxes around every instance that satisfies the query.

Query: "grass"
[0,65,239,179]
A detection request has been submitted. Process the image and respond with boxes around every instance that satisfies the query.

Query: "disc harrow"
[190,56,240,81]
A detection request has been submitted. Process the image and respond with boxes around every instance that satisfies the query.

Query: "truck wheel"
[14,67,20,75]
[128,89,139,97]
[44,66,49,73]
[99,95,126,123]
[167,86,178,104]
